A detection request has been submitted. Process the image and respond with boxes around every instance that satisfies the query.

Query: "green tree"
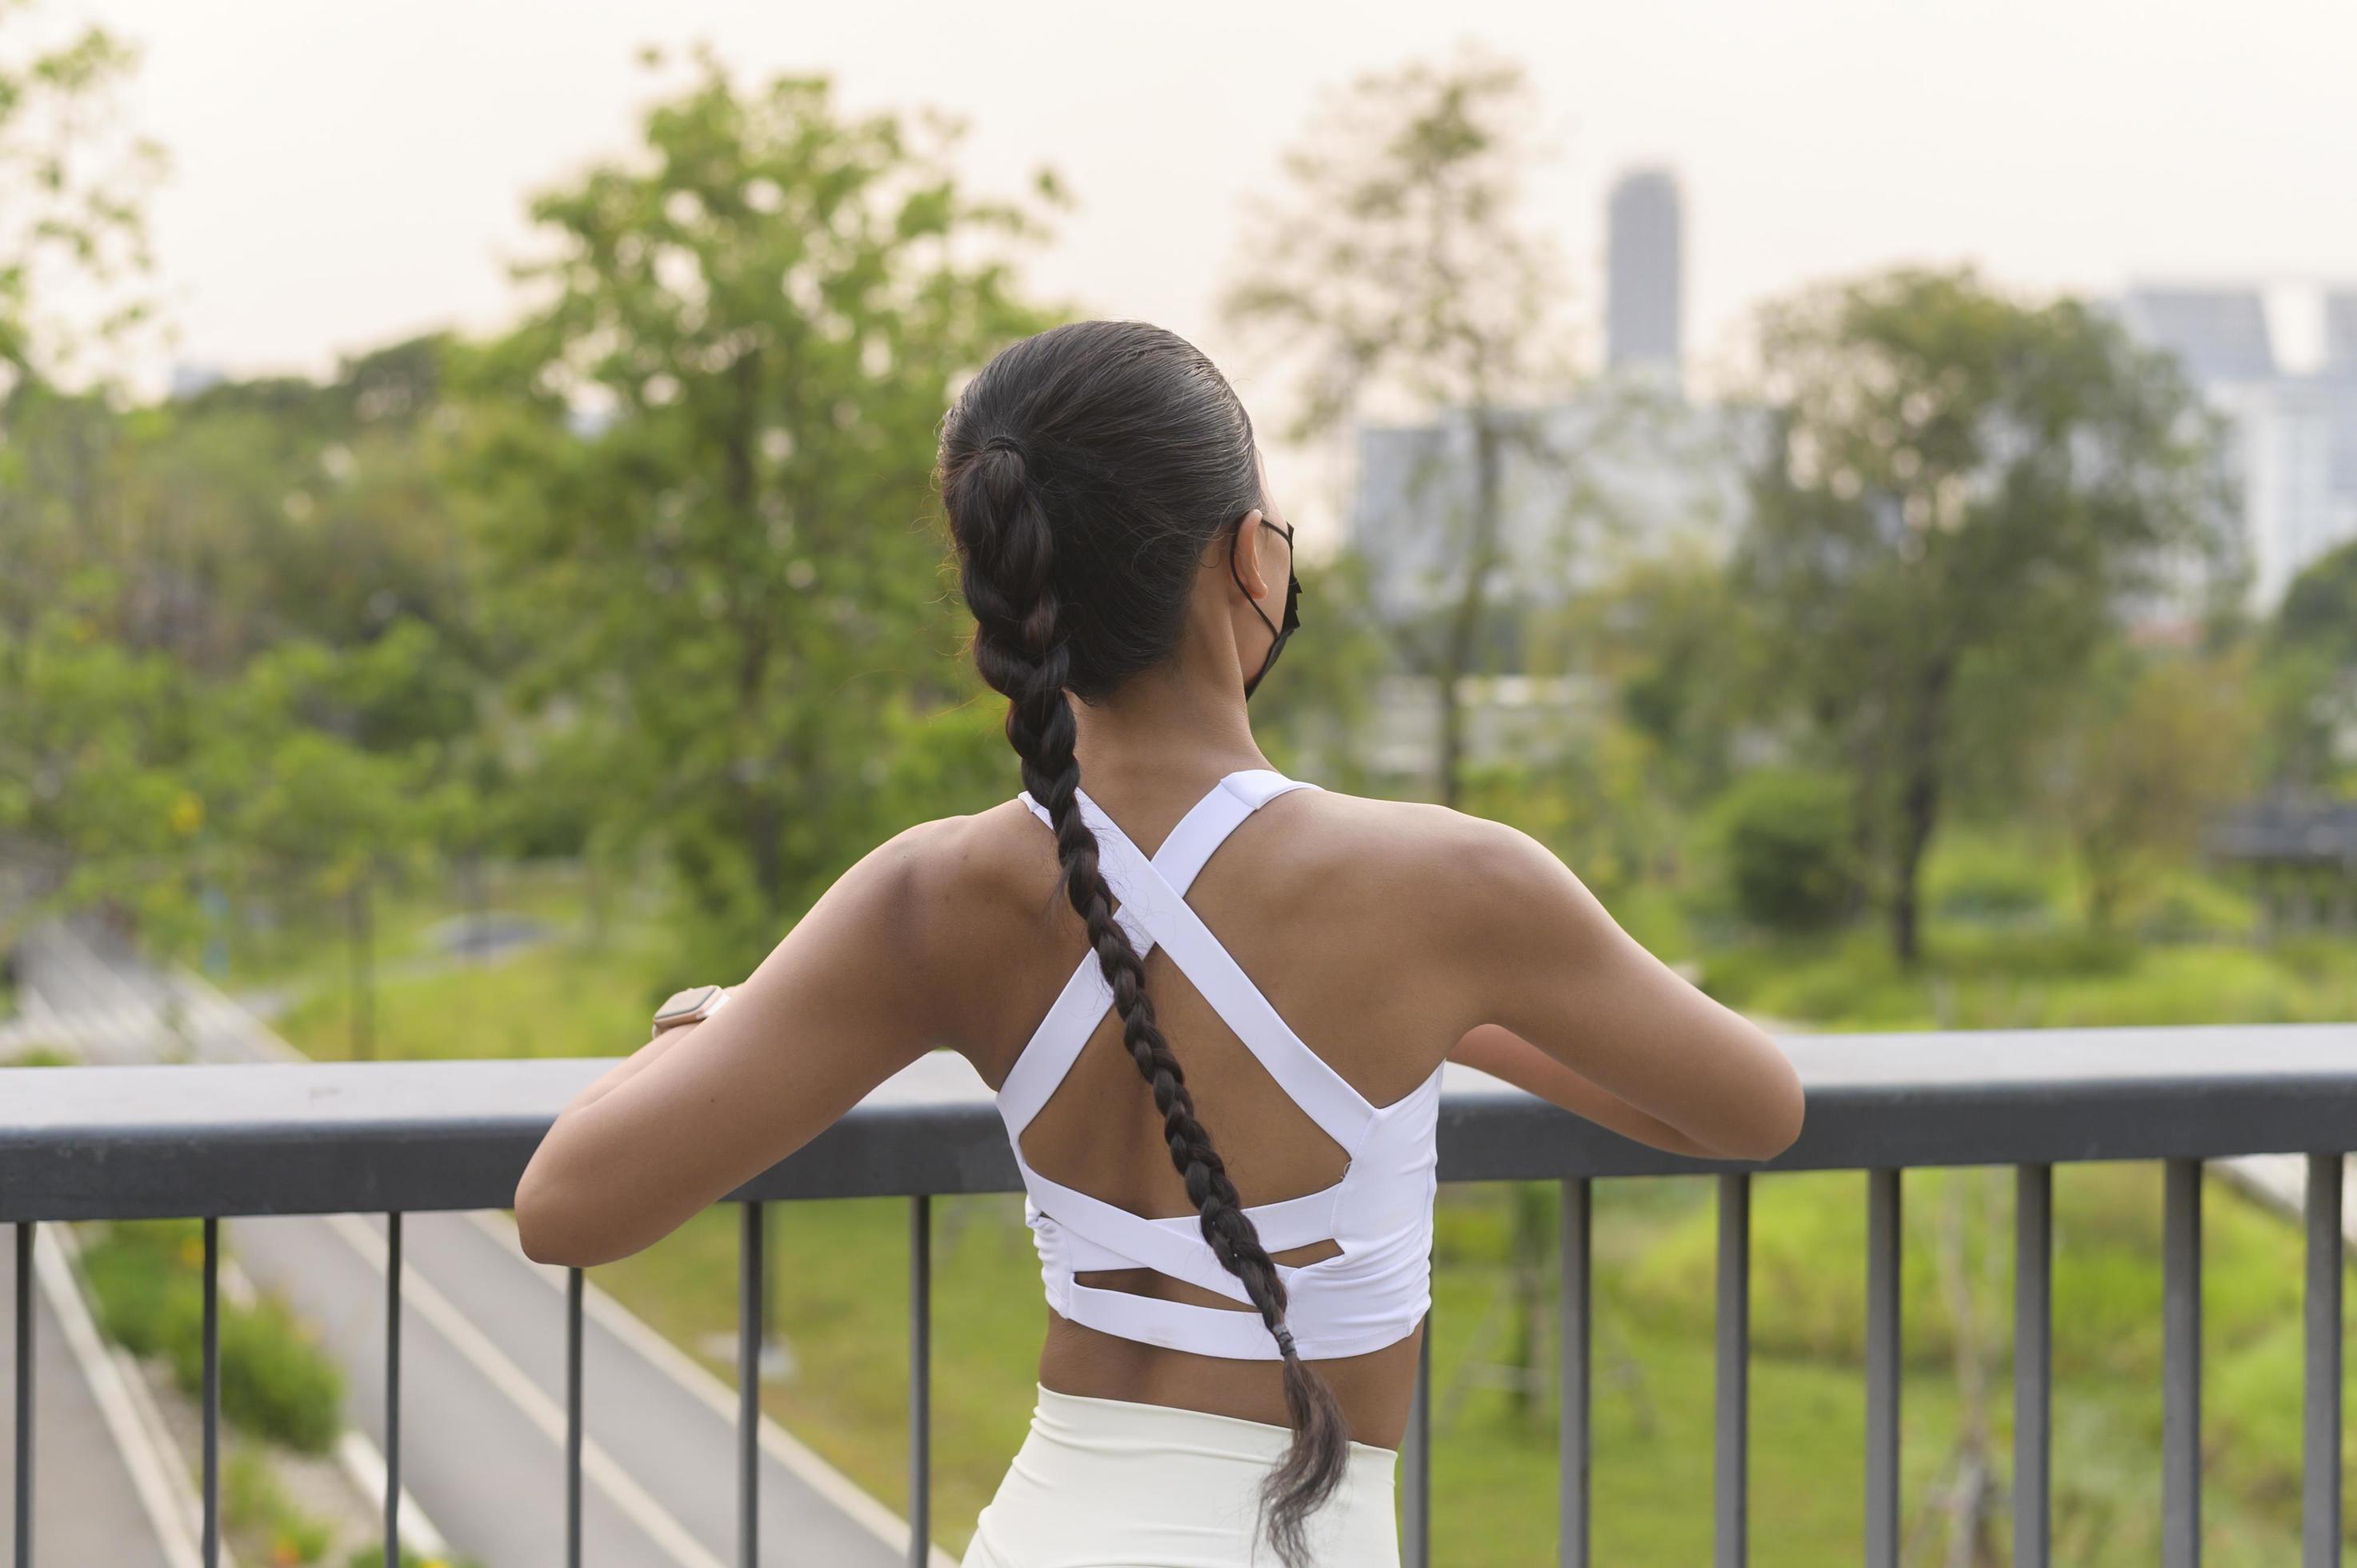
[458,50,1059,967]
[0,0,161,390]
[0,1,169,942]
[1739,267,2231,962]
[2,347,486,968]
[2259,538,2357,791]
[1554,545,1761,811]
[191,633,450,1055]
[2043,648,2255,933]
[1219,48,1585,806]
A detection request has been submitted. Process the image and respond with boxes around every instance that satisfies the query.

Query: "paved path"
[0,1232,184,1568]
[14,920,932,1568]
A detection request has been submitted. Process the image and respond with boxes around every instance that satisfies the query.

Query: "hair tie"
[1274,1326,1297,1358]
[982,434,1026,459]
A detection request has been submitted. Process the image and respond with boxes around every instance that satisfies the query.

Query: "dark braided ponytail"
[941,322,1347,1565]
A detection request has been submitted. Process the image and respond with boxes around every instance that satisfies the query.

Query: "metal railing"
[4,1024,2355,1566]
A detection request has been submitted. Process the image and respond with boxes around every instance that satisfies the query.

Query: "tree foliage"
[0,0,162,390]
[1739,267,2234,960]
[2259,538,2357,791]
[455,50,1061,966]
[2041,648,2255,932]
[1220,46,1583,806]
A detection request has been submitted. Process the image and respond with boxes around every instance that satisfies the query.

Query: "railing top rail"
[5,1024,2355,1222]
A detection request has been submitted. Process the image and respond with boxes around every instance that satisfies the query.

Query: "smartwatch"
[650,983,731,1040]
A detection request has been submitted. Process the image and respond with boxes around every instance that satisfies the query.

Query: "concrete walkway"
[14,920,939,1568]
[0,1231,186,1568]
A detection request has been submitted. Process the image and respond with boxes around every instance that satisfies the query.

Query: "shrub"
[166,1294,344,1455]
[80,1221,345,1454]
[1706,770,1855,932]
[1925,834,2058,924]
[78,1220,203,1357]
[225,1446,331,1565]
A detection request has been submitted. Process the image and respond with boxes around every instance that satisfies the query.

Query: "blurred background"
[2,2,2353,1564]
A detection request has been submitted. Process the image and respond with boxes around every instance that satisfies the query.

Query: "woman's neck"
[1067,665,1271,796]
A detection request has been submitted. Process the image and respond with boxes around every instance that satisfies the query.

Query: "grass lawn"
[244,862,2355,1560]
[1699,927,2357,1033]
[275,913,670,1062]
[591,1174,2349,1563]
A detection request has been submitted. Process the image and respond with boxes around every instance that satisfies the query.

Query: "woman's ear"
[1229,508,1275,602]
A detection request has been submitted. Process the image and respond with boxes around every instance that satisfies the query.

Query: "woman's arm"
[1448,1023,1719,1158]
[1440,819,1804,1162]
[514,823,946,1267]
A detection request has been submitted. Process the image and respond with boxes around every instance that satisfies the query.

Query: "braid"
[949,436,1349,1566]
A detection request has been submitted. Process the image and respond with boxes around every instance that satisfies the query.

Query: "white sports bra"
[997,768,1443,1362]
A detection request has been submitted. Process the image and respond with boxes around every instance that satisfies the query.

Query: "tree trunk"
[346,872,376,1062]
[1889,658,1955,966]
[1436,413,1507,809]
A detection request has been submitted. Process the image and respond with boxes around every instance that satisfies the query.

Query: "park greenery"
[3,12,2354,1566]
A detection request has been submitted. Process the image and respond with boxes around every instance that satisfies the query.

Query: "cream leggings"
[959,1385,1401,1568]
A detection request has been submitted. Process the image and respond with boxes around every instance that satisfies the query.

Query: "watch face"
[653,984,722,1026]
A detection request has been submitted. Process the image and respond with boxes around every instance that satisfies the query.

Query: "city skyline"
[58,0,2357,393]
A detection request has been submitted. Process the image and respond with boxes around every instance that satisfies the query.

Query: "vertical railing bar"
[1716,1172,1750,1568]
[1403,1306,1431,1568]
[2303,1153,2343,1568]
[202,1216,220,1568]
[1559,1177,1591,1568]
[566,1265,583,1568]
[14,1222,30,1568]
[2163,1158,2203,1568]
[1866,1168,1902,1568]
[385,1211,402,1568]
[908,1194,931,1568]
[739,1201,761,1568]
[2015,1163,2052,1568]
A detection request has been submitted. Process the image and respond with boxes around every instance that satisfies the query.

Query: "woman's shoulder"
[872,785,1553,937]
[867,798,1059,914]
[1282,787,1543,879]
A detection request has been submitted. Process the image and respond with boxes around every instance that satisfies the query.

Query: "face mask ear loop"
[1231,521,1283,696]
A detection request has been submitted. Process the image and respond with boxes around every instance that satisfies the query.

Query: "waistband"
[1030,1385,1399,1467]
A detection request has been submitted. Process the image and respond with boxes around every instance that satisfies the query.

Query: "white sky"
[52,0,2357,529]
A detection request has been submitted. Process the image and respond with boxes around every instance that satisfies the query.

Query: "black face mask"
[1231,516,1303,702]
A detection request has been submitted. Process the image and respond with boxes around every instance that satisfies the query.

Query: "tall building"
[1350,167,1751,634]
[1605,170,1683,384]
[2323,290,2357,375]
[1349,394,1763,626]
[2119,284,2357,613]
[2117,287,2276,381]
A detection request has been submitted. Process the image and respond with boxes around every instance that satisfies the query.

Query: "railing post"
[2015,1163,2052,1568]
[909,1194,931,1568]
[1716,1173,1750,1568]
[1559,1177,1591,1568]
[566,1265,583,1568]
[739,1201,762,1568]
[1865,1169,1901,1568]
[2163,1158,2203,1568]
[384,1211,402,1568]
[202,1216,220,1568]
[2305,1153,2343,1568]
[14,1222,30,1568]
[1403,1306,1431,1568]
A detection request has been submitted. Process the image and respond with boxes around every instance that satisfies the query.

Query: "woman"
[514,320,1804,1567]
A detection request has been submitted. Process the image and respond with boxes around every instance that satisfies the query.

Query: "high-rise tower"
[1606,169,1683,386]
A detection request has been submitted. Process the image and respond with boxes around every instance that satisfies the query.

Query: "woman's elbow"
[1717,1072,1806,1163]
[515,1159,619,1269]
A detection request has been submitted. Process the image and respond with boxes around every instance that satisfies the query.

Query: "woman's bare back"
[911,775,1502,1443]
